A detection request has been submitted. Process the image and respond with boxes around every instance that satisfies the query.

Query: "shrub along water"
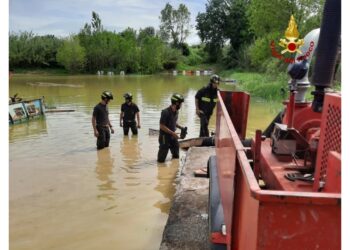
[220,71,289,101]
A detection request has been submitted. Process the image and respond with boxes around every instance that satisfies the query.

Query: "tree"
[78,12,118,72]
[196,0,253,64]
[138,26,155,45]
[91,11,103,33]
[140,37,164,73]
[120,27,137,40]
[9,32,62,68]
[247,0,325,71]
[196,0,228,62]
[159,3,191,47]
[224,0,253,67]
[161,46,182,70]
[248,0,324,38]
[56,36,86,73]
[10,31,35,68]
[117,29,140,73]
[79,11,103,37]
[180,43,190,56]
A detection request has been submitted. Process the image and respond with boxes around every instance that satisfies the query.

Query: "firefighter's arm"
[108,117,114,134]
[92,115,99,137]
[160,124,178,139]
[136,112,141,128]
[120,112,124,127]
[195,98,203,116]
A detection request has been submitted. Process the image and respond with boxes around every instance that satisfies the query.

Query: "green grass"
[220,70,342,101]
[220,70,289,101]
[333,81,341,91]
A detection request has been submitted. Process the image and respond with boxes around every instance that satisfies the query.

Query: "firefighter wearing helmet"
[120,92,141,136]
[157,93,187,163]
[92,91,114,150]
[195,74,220,137]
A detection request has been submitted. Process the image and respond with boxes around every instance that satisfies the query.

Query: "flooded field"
[9,74,282,250]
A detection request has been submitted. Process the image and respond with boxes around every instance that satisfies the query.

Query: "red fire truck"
[208,0,341,249]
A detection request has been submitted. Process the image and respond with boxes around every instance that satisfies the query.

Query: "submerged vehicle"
[208,0,341,249]
[9,97,45,125]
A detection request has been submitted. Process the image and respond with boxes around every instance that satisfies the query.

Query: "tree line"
[9,6,194,74]
[9,0,326,74]
[196,0,325,73]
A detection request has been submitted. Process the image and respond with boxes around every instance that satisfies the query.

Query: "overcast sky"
[9,0,206,44]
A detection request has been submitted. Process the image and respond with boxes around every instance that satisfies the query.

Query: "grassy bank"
[220,70,289,101]
[220,70,341,101]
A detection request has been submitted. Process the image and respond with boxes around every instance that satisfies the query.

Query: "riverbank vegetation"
[221,71,289,101]
[9,0,340,99]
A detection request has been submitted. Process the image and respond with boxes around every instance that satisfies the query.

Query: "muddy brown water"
[9,74,282,250]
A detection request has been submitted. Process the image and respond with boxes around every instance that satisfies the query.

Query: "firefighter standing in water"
[120,93,140,136]
[157,93,186,163]
[195,74,220,137]
[92,91,114,150]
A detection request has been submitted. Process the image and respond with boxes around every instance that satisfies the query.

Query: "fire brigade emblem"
[279,15,304,54]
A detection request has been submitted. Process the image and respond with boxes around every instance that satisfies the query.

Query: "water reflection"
[9,117,47,142]
[246,99,282,137]
[120,136,143,188]
[120,136,141,167]
[154,160,179,213]
[95,148,117,200]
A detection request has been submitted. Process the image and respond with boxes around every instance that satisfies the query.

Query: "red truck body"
[213,91,341,250]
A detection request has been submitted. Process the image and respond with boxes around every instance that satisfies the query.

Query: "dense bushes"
[9,32,62,68]
[9,10,209,74]
[196,0,326,74]
[56,37,86,73]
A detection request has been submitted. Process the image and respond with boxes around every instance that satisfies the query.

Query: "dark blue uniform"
[93,103,110,149]
[157,106,179,163]
[121,103,139,135]
[195,84,218,137]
